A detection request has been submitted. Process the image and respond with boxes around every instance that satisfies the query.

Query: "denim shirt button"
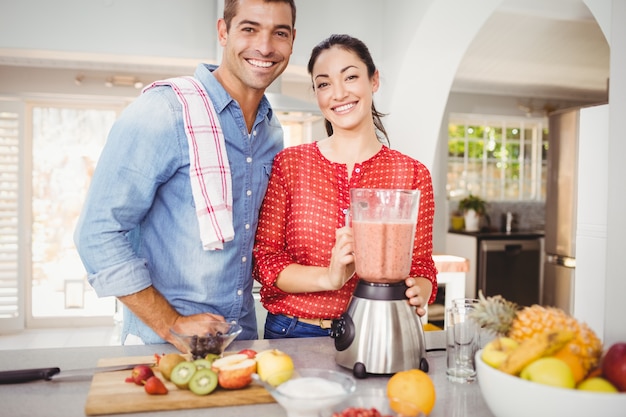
[246,157,252,163]
[237,289,243,296]
[241,256,247,263]
[245,223,250,230]
[246,190,252,196]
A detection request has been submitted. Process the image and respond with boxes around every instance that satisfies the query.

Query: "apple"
[481,337,519,368]
[125,364,155,385]
[577,376,619,393]
[520,357,576,389]
[602,342,626,392]
[255,349,294,387]
[211,353,250,371]
[211,353,257,389]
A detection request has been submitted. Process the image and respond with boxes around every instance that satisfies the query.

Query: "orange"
[387,369,436,416]
[586,366,603,379]
[553,345,586,383]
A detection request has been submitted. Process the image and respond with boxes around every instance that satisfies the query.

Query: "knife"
[0,363,152,384]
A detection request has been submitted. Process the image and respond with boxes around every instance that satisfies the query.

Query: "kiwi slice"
[204,353,220,363]
[188,368,219,396]
[193,358,213,370]
[170,361,197,389]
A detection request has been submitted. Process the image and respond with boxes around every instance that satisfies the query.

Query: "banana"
[498,330,575,375]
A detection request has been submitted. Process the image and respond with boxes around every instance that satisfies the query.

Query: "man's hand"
[119,286,225,352]
[169,313,226,352]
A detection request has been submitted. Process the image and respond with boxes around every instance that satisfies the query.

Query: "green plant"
[457,194,488,216]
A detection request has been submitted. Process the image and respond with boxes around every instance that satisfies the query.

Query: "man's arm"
[119,286,224,352]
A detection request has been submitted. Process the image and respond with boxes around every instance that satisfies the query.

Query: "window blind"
[0,110,20,327]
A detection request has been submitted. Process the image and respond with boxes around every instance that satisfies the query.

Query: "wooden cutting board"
[84,355,275,416]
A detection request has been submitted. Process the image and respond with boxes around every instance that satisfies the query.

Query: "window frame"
[447,113,547,202]
[0,97,129,332]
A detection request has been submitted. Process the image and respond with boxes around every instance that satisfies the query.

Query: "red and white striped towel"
[143,76,233,250]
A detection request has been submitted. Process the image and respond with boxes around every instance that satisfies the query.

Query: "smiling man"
[74,0,296,350]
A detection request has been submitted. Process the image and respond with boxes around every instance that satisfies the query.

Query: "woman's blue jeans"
[263,312,331,339]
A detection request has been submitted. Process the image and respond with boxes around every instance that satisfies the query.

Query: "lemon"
[577,377,619,393]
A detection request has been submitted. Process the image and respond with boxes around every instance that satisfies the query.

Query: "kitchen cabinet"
[446,231,544,306]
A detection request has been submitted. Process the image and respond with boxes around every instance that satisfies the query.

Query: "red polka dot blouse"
[253,142,438,319]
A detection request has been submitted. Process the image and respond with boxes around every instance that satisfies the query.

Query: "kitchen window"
[0,99,125,332]
[447,114,548,202]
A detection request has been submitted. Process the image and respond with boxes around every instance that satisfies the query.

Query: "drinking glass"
[446,304,479,383]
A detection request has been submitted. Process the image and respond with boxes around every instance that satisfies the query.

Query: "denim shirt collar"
[194,63,274,124]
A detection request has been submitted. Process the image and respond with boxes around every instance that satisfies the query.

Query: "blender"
[330,188,429,378]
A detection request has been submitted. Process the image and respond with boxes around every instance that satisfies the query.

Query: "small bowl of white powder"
[263,368,357,417]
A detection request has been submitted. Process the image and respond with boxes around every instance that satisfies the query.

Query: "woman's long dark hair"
[307,34,389,146]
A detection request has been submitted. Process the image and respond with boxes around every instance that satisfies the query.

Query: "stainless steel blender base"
[332,285,429,378]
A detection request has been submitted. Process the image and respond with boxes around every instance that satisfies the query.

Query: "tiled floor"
[0,326,119,350]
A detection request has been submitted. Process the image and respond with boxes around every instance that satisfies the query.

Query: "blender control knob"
[330,313,355,352]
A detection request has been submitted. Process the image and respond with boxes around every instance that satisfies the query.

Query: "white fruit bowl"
[476,349,626,417]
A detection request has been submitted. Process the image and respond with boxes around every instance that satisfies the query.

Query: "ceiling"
[0,0,610,103]
[452,0,610,102]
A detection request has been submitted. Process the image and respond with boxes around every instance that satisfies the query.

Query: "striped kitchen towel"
[143,76,233,250]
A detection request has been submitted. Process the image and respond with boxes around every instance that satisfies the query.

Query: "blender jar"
[349,188,420,283]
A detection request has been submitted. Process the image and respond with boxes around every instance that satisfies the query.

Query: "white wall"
[0,0,217,61]
[575,104,609,338]
[603,0,626,346]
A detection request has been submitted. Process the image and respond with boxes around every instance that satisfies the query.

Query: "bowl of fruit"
[170,321,242,359]
[470,293,626,417]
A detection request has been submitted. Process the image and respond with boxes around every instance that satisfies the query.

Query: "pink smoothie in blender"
[349,189,420,283]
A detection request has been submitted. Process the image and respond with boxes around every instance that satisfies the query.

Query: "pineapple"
[470,292,603,374]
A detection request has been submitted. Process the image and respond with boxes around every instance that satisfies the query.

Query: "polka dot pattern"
[253,143,438,319]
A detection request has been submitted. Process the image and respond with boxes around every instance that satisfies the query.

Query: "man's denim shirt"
[74,64,283,343]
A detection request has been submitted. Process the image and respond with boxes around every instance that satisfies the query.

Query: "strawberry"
[144,376,168,395]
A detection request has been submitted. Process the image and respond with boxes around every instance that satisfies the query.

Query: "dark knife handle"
[0,367,61,384]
